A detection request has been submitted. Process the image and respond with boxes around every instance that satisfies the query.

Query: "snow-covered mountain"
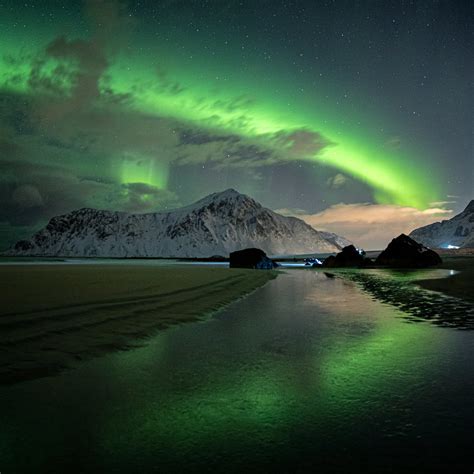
[8,189,352,257]
[409,200,474,249]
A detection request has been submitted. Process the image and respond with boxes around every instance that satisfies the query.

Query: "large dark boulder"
[375,234,442,268]
[229,248,278,269]
[322,245,366,268]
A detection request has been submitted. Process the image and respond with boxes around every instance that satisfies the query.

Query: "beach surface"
[0,264,277,384]
[414,254,474,302]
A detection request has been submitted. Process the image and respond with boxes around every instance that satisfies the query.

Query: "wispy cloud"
[174,127,333,169]
[291,203,454,250]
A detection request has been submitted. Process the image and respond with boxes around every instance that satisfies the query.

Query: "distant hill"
[410,200,474,249]
[8,189,352,257]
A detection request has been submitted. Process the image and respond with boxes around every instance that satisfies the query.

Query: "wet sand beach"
[0,264,277,384]
[1,269,473,473]
[414,254,474,302]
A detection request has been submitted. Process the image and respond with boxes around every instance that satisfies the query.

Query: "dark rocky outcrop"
[322,245,367,268]
[229,248,278,269]
[375,234,442,268]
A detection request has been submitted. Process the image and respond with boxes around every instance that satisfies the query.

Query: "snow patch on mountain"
[8,189,352,257]
[409,200,474,249]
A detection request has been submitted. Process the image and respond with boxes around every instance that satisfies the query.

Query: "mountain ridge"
[409,200,474,249]
[8,189,352,257]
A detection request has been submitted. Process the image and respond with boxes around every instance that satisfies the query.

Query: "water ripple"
[344,271,474,330]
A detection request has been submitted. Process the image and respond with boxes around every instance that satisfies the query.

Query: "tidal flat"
[414,255,474,302]
[1,269,473,473]
[0,264,277,384]
[316,254,474,329]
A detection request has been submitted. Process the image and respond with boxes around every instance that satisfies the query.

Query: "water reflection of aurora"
[97,273,446,456]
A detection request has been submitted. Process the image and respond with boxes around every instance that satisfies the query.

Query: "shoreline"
[0,265,277,385]
[413,255,474,303]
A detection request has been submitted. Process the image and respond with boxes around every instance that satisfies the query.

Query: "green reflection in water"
[95,274,447,462]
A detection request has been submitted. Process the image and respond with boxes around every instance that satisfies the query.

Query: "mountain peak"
[188,188,258,211]
[464,199,474,213]
[216,188,240,195]
[8,189,351,257]
[210,188,248,200]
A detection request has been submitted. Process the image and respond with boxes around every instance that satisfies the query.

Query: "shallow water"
[339,268,474,329]
[1,270,473,473]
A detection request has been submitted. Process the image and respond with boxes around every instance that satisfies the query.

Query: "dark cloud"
[0,157,179,250]
[26,35,108,122]
[46,35,108,101]
[179,129,240,145]
[269,129,334,158]
[117,183,180,212]
[174,127,333,169]
[0,160,108,227]
[23,0,132,122]
[326,173,348,189]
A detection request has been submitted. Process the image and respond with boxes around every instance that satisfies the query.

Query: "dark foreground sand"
[0,265,277,384]
[414,254,474,303]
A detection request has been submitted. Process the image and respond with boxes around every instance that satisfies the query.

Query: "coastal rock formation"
[229,248,278,269]
[322,245,366,268]
[375,234,442,267]
[409,200,474,249]
[8,189,352,258]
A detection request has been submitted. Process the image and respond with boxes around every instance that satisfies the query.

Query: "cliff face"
[9,189,351,257]
[410,200,474,249]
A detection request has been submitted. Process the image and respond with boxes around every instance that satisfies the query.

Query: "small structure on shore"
[375,234,442,268]
[229,248,278,269]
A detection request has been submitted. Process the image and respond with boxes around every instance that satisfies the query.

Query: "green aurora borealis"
[0,0,472,249]
[1,38,439,207]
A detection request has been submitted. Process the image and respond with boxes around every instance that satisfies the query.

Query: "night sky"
[0,0,472,249]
